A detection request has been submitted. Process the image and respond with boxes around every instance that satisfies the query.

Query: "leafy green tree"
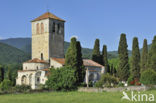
[102,45,109,73]
[5,64,21,86]
[110,65,113,75]
[6,68,12,81]
[92,39,102,64]
[0,65,4,83]
[117,34,130,81]
[131,37,140,79]
[111,65,117,76]
[76,41,85,83]
[148,36,156,71]
[46,66,77,91]
[108,58,119,69]
[140,69,156,85]
[0,79,12,91]
[141,39,148,73]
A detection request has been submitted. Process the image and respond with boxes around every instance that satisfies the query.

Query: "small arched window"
[41,53,43,60]
[36,23,40,34]
[41,23,44,34]
[53,22,55,33]
[37,66,39,70]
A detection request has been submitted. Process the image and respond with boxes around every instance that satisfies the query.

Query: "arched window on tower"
[57,24,61,34]
[36,23,39,34]
[52,22,55,33]
[41,23,44,34]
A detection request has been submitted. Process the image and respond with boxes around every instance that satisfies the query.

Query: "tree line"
[91,33,156,84]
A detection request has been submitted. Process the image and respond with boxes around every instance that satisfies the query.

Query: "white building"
[16,12,105,89]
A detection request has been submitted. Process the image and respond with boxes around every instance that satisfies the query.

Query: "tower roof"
[32,12,65,22]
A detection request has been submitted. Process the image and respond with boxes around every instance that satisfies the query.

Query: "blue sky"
[0,0,156,51]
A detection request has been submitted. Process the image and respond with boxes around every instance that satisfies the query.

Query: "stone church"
[16,12,105,89]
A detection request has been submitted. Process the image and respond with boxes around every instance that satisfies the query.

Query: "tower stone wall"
[31,14,65,61]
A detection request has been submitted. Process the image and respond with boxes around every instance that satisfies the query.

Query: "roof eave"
[31,17,65,22]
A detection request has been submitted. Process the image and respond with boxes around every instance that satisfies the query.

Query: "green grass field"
[0,90,155,103]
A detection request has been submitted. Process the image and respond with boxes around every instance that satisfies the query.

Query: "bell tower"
[31,12,65,61]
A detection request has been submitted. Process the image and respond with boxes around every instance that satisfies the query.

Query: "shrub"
[0,79,12,91]
[140,69,156,85]
[95,74,118,88]
[46,66,77,91]
[15,85,31,92]
[80,82,86,87]
[117,82,124,87]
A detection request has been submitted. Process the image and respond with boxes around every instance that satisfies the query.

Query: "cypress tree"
[65,38,85,84]
[76,41,85,83]
[65,37,79,83]
[148,36,156,71]
[92,39,102,64]
[65,37,78,67]
[102,45,109,73]
[141,39,148,73]
[131,37,140,79]
[117,33,130,81]
[0,65,4,83]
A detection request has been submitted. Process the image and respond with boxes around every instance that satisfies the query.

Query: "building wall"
[23,63,49,70]
[16,70,47,89]
[85,66,105,83]
[16,71,36,89]
[49,19,64,58]
[32,19,50,60]
[31,18,64,61]
[50,59,63,68]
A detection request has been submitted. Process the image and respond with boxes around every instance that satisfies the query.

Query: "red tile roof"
[24,58,48,64]
[41,68,50,71]
[83,59,104,67]
[51,58,104,68]
[32,12,65,22]
[52,57,65,65]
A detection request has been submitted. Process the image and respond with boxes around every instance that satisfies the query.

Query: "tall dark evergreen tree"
[117,34,130,81]
[65,37,84,84]
[141,39,148,73]
[92,39,102,64]
[0,65,4,83]
[76,41,85,83]
[65,37,79,83]
[102,45,109,73]
[148,36,156,71]
[131,37,140,79]
[65,37,78,67]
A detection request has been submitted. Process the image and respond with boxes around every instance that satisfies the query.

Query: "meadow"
[0,90,156,103]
